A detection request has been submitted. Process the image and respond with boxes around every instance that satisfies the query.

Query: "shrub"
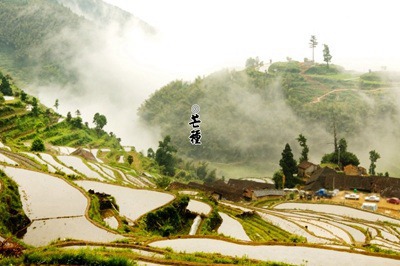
[30,138,45,151]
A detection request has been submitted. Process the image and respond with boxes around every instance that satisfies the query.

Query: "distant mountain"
[55,0,155,33]
[0,0,153,86]
[139,62,400,176]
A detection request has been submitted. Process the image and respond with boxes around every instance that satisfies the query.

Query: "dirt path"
[310,88,357,104]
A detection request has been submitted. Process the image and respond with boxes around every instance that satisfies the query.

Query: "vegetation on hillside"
[139,60,400,175]
[0,170,30,235]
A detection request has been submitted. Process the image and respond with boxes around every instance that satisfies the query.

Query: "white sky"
[103,0,400,77]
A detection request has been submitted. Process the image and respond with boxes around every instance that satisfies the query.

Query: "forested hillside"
[139,61,400,175]
[0,0,151,85]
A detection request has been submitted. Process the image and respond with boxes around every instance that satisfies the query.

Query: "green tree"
[31,138,45,151]
[31,97,39,116]
[323,44,332,68]
[321,138,360,167]
[245,57,263,70]
[54,99,59,110]
[0,76,12,96]
[127,155,133,165]
[272,170,284,189]
[205,169,217,184]
[147,148,155,158]
[70,117,82,128]
[20,90,27,102]
[369,150,380,175]
[66,111,72,122]
[279,143,298,188]
[155,136,177,176]
[93,113,107,130]
[309,35,318,62]
[75,109,81,116]
[296,134,309,162]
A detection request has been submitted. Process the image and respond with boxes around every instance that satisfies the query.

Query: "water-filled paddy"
[150,238,400,266]
[39,153,78,175]
[75,180,174,221]
[2,166,122,246]
[1,166,86,219]
[186,200,211,215]
[57,156,103,179]
[22,217,123,246]
[275,203,400,224]
[218,212,250,241]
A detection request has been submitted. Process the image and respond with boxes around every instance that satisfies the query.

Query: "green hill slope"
[0,0,152,86]
[138,62,400,176]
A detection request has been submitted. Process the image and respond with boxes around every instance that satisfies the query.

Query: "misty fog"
[15,0,400,177]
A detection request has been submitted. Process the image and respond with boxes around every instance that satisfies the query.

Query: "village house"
[244,189,285,200]
[297,161,319,178]
[343,164,367,176]
[304,166,400,198]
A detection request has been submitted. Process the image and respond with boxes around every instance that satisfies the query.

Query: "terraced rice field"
[1,166,122,246]
[186,200,211,215]
[150,238,400,266]
[74,180,174,221]
[218,212,250,241]
[57,155,103,179]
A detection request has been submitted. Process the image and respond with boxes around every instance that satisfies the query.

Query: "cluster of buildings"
[169,161,400,202]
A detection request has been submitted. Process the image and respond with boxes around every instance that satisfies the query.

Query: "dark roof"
[253,189,285,197]
[304,167,400,198]
[227,179,274,190]
[298,161,316,170]
[168,181,243,201]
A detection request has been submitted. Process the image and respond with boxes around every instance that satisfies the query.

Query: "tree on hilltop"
[323,44,332,68]
[93,113,107,131]
[309,35,318,62]
[0,76,12,96]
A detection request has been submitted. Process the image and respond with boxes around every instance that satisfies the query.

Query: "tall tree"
[369,150,381,175]
[323,44,332,68]
[31,97,39,116]
[309,35,318,62]
[93,113,107,130]
[20,90,27,102]
[279,143,298,188]
[321,138,360,167]
[66,111,72,122]
[296,134,309,162]
[0,76,12,96]
[54,99,59,110]
[155,135,177,176]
